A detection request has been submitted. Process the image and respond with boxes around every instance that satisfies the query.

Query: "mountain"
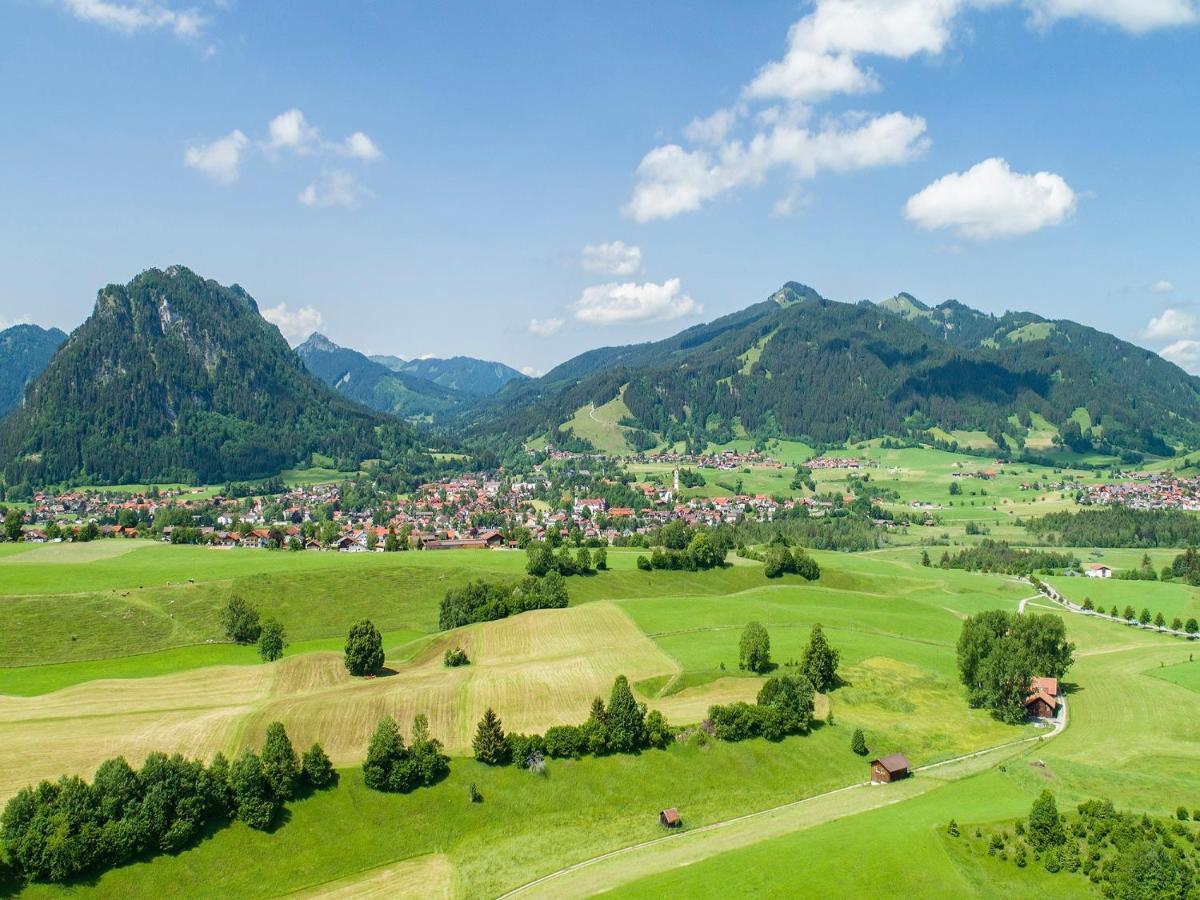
[298,334,467,420]
[466,283,1200,457]
[0,267,422,486]
[0,324,67,416]
[370,354,526,396]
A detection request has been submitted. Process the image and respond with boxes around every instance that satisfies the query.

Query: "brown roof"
[660,808,680,824]
[1031,677,1059,696]
[1024,689,1059,710]
[872,753,910,774]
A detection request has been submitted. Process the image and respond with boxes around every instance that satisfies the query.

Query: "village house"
[871,753,910,784]
[1023,677,1060,720]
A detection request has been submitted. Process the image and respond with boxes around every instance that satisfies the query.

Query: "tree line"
[1025,507,1200,549]
[438,574,569,630]
[0,723,333,885]
[937,540,1079,576]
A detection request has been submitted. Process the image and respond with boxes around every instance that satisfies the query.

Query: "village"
[11,461,827,551]
[1079,472,1200,510]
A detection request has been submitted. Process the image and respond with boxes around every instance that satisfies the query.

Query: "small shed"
[1024,677,1060,719]
[659,807,681,828]
[871,753,910,784]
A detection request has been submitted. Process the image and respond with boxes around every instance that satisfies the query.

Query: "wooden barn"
[871,753,910,784]
[659,808,681,828]
[1023,676,1060,719]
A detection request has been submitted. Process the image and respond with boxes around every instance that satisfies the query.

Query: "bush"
[363,714,449,793]
[443,647,470,667]
[645,710,674,749]
[636,555,652,571]
[544,725,586,759]
[1177,806,1190,821]
[508,733,547,769]
[439,575,568,629]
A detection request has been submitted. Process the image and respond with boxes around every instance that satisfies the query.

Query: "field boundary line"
[495,716,1062,900]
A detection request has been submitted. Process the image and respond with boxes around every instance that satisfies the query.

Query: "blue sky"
[2,0,1199,375]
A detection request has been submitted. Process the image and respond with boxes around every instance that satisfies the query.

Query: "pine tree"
[230,750,279,830]
[1027,790,1067,850]
[472,708,510,765]
[850,728,868,755]
[260,721,299,800]
[801,623,841,692]
[606,675,648,753]
[301,742,335,789]
[920,550,931,567]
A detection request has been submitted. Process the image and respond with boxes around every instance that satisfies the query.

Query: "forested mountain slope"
[0,324,66,416]
[0,267,423,486]
[466,283,1200,456]
[370,353,525,396]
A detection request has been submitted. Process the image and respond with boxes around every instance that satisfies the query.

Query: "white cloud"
[1024,0,1198,33]
[341,132,383,161]
[60,0,207,38]
[581,241,643,277]
[684,105,746,145]
[528,317,564,337]
[1142,308,1197,341]
[628,111,929,222]
[267,108,320,154]
[904,157,1077,239]
[0,313,33,332]
[298,170,372,209]
[1160,339,1200,374]
[261,303,323,345]
[183,129,248,184]
[745,0,967,104]
[573,278,701,325]
[1153,280,1176,293]
[520,365,542,377]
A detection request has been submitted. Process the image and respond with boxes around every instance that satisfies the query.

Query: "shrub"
[1177,806,1190,821]
[645,710,673,749]
[636,555,652,571]
[468,782,482,803]
[544,725,586,759]
[443,647,470,667]
[508,733,547,770]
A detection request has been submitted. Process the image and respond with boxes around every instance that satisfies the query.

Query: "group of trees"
[708,674,816,742]
[736,622,840,690]
[473,675,674,767]
[0,723,333,884]
[525,541,606,577]
[635,531,727,572]
[363,714,449,793]
[938,540,1079,577]
[762,543,821,580]
[956,610,1075,723]
[1081,596,1199,634]
[1166,548,1200,586]
[1026,507,1200,549]
[961,791,1200,895]
[219,596,287,662]
[437,574,569,630]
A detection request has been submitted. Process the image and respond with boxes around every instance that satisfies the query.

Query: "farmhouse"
[1023,676,1060,719]
[1086,564,1112,578]
[871,753,910,783]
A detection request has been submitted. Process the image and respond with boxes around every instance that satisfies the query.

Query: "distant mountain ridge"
[369,353,525,396]
[298,333,467,421]
[0,324,67,416]
[0,267,420,486]
[464,282,1200,457]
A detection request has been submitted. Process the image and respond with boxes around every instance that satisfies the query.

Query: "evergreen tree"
[409,713,450,786]
[260,722,299,800]
[851,728,868,755]
[801,623,841,692]
[1027,790,1067,850]
[344,618,384,676]
[738,621,772,673]
[472,708,510,766]
[606,675,648,752]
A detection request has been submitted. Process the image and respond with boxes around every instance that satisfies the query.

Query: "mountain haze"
[0,324,67,416]
[370,354,526,396]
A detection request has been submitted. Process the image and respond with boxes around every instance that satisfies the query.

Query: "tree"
[363,716,414,792]
[1187,618,1199,634]
[409,713,450,786]
[1027,790,1067,850]
[1154,611,1166,628]
[738,621,772,673]
[219,595,261,644]
[575,546,592,573]
[1139,608,1152,625]
[956,610,1074,721]
[645,709,673,749]
[3,507,23,542]
[260,722,299,801]
[1123,604,1136,621]
[920,550,931,567]
[801,623,841,692]
[344,619,384,676]
[757,673,815,734]
[230,750,278,830]
[594,547,608,570]
[258,618,286,662]
[1172,617,1184,631]
[851,728,868,755]
[606,675,648,753]
[301,743,335,789]
[472,708,510,765]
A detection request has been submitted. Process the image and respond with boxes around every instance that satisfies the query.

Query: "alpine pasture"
[4,449,1200,897]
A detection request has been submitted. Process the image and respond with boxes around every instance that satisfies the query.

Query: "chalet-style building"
[1024,676,1060,719]
[659,807,681,828]
[871,753,910,784]
[1086,564,1112,578]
